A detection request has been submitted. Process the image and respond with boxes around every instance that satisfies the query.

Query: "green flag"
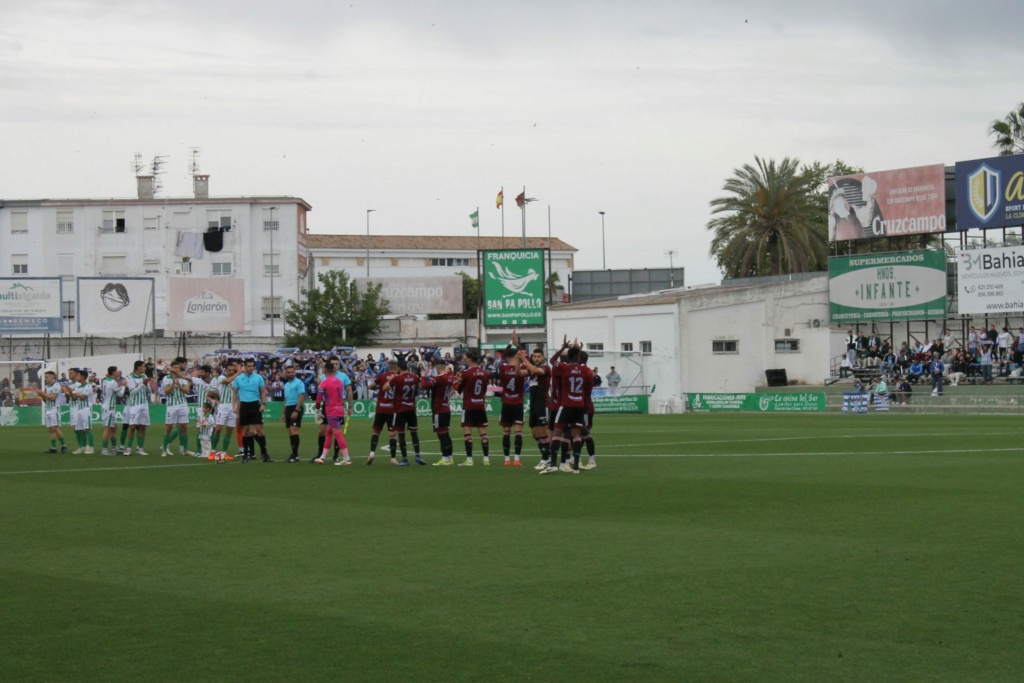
[470,210,479,230]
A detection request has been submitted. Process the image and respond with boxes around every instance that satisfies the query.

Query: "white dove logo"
[489,263,540,297]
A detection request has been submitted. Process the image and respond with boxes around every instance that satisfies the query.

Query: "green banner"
[828,250,948,323]
[482,249,546,327]
[687,393,825,412]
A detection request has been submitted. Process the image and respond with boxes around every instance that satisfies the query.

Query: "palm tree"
[989,102,1024,156]
[707,156,828,279]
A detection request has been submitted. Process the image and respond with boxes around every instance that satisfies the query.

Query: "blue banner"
[0,278,64,334]
[955,155,1024,230]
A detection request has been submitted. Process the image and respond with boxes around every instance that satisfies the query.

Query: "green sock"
[87,432,95,447]
[180,433,189,453]
[75,432,84,447]
[101,438,108,450]
[59,437,66,446]
[50,439,57,448]
[119,429,129,446]
[137,435,145,449]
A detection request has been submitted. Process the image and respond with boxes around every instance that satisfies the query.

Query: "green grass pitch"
[3,413,1023,682]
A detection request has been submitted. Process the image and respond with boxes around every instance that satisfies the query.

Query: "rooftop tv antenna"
[151,154,168,196]
[188,147,201,176]
[131,152,146,177]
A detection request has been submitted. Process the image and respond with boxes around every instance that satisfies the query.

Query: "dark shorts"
[373,411,392,432]
[553,406,586,430]
[239,401,263,427]
[432,412,451,432]
[499,403,525,427]
[284,405,304,428]
[528,404,549,428]
[391,410,418,431]
[461,409,488,428]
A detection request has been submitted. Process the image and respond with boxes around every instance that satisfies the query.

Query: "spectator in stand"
[998,327,1013,361]
[968,327,981,356]
[880,349,897,378]
[1017,327,1024,365]
[592,370,602,387]
[907,359,924,384]
[270,373,285,401]
[865,344,880,368]
[845,330,859,368]
[986,324,999,349]
[893,377,912,405]
[606,367,622,395]
[839,356,853,378]
[978,344,994,384]
[943,328,956,352]
[930,353,946,396]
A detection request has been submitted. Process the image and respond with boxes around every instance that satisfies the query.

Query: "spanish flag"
[496,189,503,208]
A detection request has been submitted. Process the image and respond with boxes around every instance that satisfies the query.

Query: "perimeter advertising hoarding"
[956,246,1024,315]
[76,277,154,335]
[827,164,946,241]
[687,393,825,412]
[354,276,462,315]
[482,249,546,327]
[955,155,1024,230]
[0,278,62,334]
[829,250,947,323]
[167,277,245,333]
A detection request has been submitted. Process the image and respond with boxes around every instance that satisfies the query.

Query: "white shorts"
[166,404,189,425]
[127,404,150,426]
[72,408,92,431]
[102,408,117,428]
[215,403,237,428]
[44,408,61,428]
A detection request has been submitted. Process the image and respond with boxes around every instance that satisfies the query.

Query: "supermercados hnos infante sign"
[828,250,947,323]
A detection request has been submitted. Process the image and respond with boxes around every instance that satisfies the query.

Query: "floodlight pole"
[599,211,606,269]
[366,209,376,277]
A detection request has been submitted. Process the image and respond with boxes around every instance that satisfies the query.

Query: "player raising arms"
[422,357,457,466]
[366,358,399,465]
[457,349,491,466]
[520,348,553,469]
[39,371,68,453]
[497,342,531,467]
[542,342,593,474]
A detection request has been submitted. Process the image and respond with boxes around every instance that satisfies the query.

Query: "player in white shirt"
[212,358,241,460]
[63,368,95,454]
[123,360,154,455]
[99,366,126,456]
[39,370,68,453]
[160,357,193,457]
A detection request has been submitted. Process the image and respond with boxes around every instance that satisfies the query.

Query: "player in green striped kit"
[160,357,193,457]
[190,365,220,458]
[39,370,68,453]
[63,368,95,454]
[123,360,153,456]
[212,359,240,460]
[99,366,126,456]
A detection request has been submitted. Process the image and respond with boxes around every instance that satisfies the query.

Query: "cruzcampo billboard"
[828,250,947,323]
[482,249,546,327]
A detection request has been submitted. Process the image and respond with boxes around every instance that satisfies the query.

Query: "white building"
[0,176,311,337]
[547,275,833,398]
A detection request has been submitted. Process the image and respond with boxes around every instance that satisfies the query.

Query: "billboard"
[167,277,245,333]
[954,155,1024,230]
[76,277,154,335]
[829,250,947,323]
[0,278,63,334]
[956,246,1024,315]
[482,249,546,326]
[827,164,946,241]
[355,276,462,315]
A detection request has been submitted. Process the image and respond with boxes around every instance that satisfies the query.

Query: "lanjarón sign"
[828,250,947,323]
[482,249,546,327]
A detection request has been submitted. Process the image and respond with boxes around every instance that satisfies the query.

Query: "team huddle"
[38,338,600,475]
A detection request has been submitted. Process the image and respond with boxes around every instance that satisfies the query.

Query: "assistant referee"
[233,358,271,463]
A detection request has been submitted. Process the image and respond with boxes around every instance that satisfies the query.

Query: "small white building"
[548,275,833,397]
[0,176,312,337]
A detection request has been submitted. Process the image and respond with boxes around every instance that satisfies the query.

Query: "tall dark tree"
[989,102,1024,156]
[707,156,828,279]
[283,270,390,348]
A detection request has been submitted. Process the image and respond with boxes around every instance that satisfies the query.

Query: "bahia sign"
[167,278,245,333]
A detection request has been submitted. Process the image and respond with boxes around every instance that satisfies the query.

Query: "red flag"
[515,191,525,208]
[496,190,503,208]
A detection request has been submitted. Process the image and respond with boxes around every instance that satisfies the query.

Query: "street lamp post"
[599,211,606,269]
[665,249,677,288]
[366,209,376,277]
[269,206,277,338]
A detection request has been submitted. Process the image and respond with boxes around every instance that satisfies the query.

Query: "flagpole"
[500,185,505,248]
[476,206,482,349]
[547,205,553,306]
[521,185,527,248]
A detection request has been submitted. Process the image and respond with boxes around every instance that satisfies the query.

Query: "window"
[585,342,604,358]
[11,212,28,234]
[207,209,231,230]
[712,340,738,354]
[101,210,126,233]
[144,260,161,275]
[143,217,159,231]
[262,296,282,320]
[430,257,470,267]
[58,254,74,282]
[178,260,192,274]
[12,254,28,275]
[640,340,652,354]
[62,301,76,320]
[263,208,279,231]
[212,260,232,276]
[56,211,74,234]
[775,339,800,352]
[264,253,279,277]
[621,342,634,352]
[101,255,126,276]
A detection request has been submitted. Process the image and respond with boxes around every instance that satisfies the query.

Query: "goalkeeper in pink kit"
[316,359,354,466]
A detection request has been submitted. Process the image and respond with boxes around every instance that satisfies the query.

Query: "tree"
[283,270,390,348]
[707,156,828,279]
[545,271,561,302]
[989,102,1024,156]
[427,271,479,320]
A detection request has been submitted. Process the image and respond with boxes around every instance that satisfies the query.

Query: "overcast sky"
[2,0,1022,284]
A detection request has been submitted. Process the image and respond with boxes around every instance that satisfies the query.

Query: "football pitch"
[3,413,1023,682]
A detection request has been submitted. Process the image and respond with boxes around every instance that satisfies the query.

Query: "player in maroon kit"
[579,350,598,469]
[422,357,458,466]
[380,360,426,466]
[497,346,531,467]
[521,347,553,469]
[542,343,593,474]
[366,358,399,465]
[456,349,491,466]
